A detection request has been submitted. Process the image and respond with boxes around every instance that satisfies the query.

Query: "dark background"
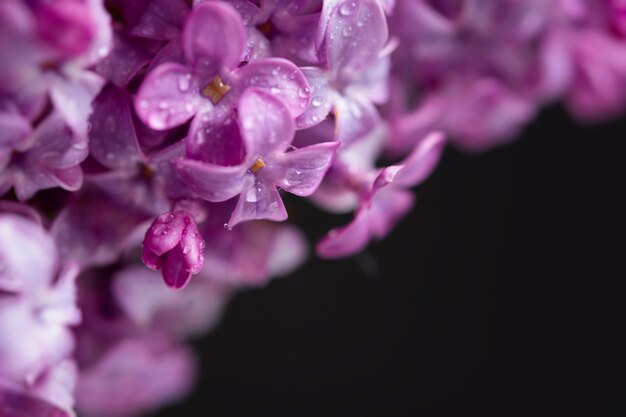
[157,105,626,417]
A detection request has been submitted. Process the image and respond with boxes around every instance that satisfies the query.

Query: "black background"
[157,105,626,417]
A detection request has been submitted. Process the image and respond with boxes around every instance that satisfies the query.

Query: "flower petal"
[89,85,143,170]
[228,178,288,228]
[375,131,446,190]
[238,88,295,158]
[323,0,388,81]
[276,141,339,197]
[232,58,311,118]
[162,244,193,289]
[316,208,371,259]
[173,159,247,202]
[295,67,333,129]
[135,62,201,130]
[187,107,246,166]
[182,2,245,75]
[334,94,381,145]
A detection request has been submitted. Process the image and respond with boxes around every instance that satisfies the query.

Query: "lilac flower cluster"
[1,0,625,415]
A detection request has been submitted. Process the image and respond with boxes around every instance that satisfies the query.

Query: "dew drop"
[182,245,191,255]
[178,74,191,92]
[312,97,323,107]
[339,1,357,16]
[297,87,311,98]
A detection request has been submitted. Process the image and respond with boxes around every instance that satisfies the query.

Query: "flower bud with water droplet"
[141,211,205,289]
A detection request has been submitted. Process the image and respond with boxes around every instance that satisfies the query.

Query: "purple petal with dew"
[238,88,295,158]
[334,94,381,145]
[324,0,388,82]
[228,177,288,229]
[173,159,247,202]
[295,67,333,129]
[142,212,186,257]
[182,1,245,76]
[233,58,312,118]
[276,141,339,197]
[135,62,201,130]
[187,107,246,166]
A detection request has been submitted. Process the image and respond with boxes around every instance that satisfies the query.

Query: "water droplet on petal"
[297,87,311,99]
[178,74,191,92]
[339,1,357,16]
[182,245,191,255]
[312,97,323,107]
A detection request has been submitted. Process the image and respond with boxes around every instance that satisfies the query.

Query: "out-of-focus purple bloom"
[76,338,196,417]
[0,113,88,201]
[317,131,446,258]
[0,0,111,135]
[296,0,390,145]
[142,211,205,289]
[0,212,80,416]
[175,88,338,228]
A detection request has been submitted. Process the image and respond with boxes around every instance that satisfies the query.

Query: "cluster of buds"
[1,0,626,415]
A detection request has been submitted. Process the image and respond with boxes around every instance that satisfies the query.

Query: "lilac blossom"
[296,0,390,144]
[317,132,446,258]
[134,1,311,132]
[174,88,338,228]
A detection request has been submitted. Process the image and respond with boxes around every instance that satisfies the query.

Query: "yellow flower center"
[201,75,231,104]
[250,158,266,173]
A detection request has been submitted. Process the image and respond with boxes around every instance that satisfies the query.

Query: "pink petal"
[183,2,245,75]
[232,58,312,118]
[323,0,388,81]
[89,85,143,170]
[49,70,105,136]
[228,178,288,229]
[295,67,333,129]
[187,108,246,166]
[276,141,339,197]
[162,244,193,289]
[316,209,372,259]
[238,88,295,158]
[334,95,381,145]
[173,159,247,202]
[376,131,446,190]
[368,188,415,239]
[135,62,201,130]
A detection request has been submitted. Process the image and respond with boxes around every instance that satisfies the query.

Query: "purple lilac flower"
[174,88,338,228]
[134,1,310,132]
[296,0,390,144]
[317,131,446,258]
